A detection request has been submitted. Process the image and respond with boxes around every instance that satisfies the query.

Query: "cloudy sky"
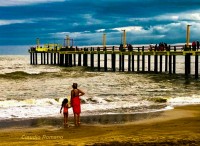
[0,0,200,49]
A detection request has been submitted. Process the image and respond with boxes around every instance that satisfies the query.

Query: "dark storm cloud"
[0,0,200,47]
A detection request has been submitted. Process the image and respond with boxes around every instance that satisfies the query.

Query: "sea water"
[0,55,200,120]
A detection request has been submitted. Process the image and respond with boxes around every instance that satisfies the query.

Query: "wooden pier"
[29,45,200,79]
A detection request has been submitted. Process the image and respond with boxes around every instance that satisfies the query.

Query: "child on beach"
[60,98,70,127]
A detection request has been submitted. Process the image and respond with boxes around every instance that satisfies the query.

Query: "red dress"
[71,96,81,114]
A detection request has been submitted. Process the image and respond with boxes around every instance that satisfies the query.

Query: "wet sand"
[0,105,200,145]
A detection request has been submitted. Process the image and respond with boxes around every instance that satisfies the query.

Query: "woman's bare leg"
[74,114,78,126]
[77,114,80,126]
[66,113,68,125]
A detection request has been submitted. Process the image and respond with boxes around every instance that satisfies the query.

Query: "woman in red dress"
[71,83,85,126]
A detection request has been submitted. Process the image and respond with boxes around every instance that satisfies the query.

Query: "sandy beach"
[0,105,200,146]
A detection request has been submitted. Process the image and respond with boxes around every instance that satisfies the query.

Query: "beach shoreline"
[0,104,200,145]
[0,109,165,129]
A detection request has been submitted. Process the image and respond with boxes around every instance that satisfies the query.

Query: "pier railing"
[30,44,186,51]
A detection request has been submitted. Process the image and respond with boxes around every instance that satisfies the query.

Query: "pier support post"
[112,46,116,72]
[54,53,56,65]
[33,53,35,65]
[112,54,116,72]
[128,53,131,72]
[78,54,81,66]
[42,53,44,64]
[154,55,158,73]
[173,46,176,74]
[142,55,145,72]
[86,48,88,67]
[30,53,33,65]
[148,55,151,71]
[122,53,125,72]
[35,53,37,65]
[160,55,162,73]
[119,53,122,71]
[142,46,145,72]
[132,54,134,72]
[60,54,64,66]
[34,53,36,65]
[50,53,53,65]
[137,47,140,72]
[57,53,60,65]
[41,53,43,65]
[47,52,49,65]
[91,51,94,70]
[83,48,87,67]
[69,54,72,67]
[195,55,199,79]
[185,53,191,79]
[165,55,168,72]
[169,55,172,74]
[97,47,100,71]
[33,53,36,65]
[65,54,69,67]
[104,48,107,71]
[73,54,76,66]
[44,53,46,65]
[188,55,191,74]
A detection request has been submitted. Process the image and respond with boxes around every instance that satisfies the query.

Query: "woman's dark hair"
[72,83,78,89]
[61,98,68,107]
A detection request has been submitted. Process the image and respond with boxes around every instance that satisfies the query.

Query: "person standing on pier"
[197,40,199,49]
[71,83,85,126]
[192,41,196,51]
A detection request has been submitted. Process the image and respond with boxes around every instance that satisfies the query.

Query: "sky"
[1,0,200,54]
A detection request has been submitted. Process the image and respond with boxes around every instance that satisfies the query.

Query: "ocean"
[0,55,200,121]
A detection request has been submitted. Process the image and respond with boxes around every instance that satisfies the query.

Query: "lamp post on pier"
[121,30,126,48]
[103,33,106,49]
[186,25,191,48]
[64,35,74,47]
[36,38,40,48]
[66,35,70,48]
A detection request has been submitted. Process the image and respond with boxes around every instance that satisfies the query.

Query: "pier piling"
[98,50,100,71]
[154,55,158,73]
[160,55,162,73]
[148,55,150,72]
[169,54,172,74]
[137,48,140,72]
[195,55,199,79]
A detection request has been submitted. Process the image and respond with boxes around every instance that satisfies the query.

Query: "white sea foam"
[3,92,195,120]
[0,97,158,119]
[0,98,60,108]
[168,95,200,106]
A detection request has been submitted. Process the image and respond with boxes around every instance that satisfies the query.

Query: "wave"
[148,97,167,103]
[0,71,46,79]
[0,66,103,80]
